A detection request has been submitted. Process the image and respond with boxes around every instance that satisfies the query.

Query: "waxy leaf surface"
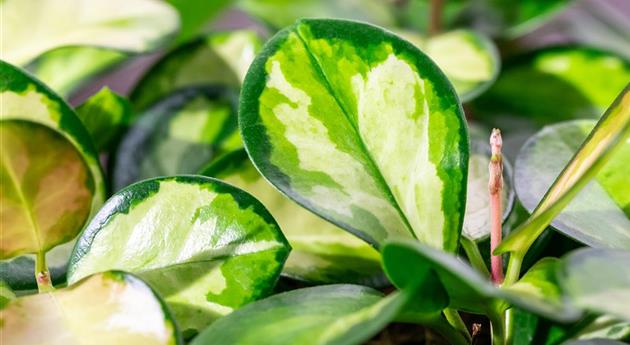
[0,271,181,345]
[191,284,413,345]
[0,0,179,65]
[68,176,290,333]
[241,19,468,251]
[113,87,239,191]
[202,149,383,285]
[76,87,133,151]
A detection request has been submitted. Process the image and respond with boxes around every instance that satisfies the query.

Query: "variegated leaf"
[76,87,133,151]
[0,271,181,345]
[0,0,179,66]
[240,19,468,251]
[0,279,15,308]
[113,86,239,191]
[497,84,630,255]
[0,61,105,262]
[201,149,383,286]
[132,30,262,110]
[67,176,290,333]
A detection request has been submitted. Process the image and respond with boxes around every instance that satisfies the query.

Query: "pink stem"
[489,129,504,284]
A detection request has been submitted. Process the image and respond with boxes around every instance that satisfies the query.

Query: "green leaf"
[559,248,630,322]
[201,149,383,286]
[0,0,179,66]
[497,84,630,254]
[240,19,468,251]
[0,271,181,345]
[562,340,629,345]
[514,120,630,248]
[381,239,580,320]
[236,0,395,29]
[113,86,239,191]
[166,0,233,43]
[67,176,290,333]
[0,279,15,308]
[76,87,133,151]
[473,47,630,130]
[131,30,262,110]
[27,47,127,97]
[190,284,413,345]
[0,61,105,260]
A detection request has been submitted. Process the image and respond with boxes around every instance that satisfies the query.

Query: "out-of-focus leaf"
[76,87,133,151]
[240,19,468,251]
[0,271,181,345]
[562,341,628,345]
[68,176,290,333]
[0,0,179,66]
[0,279,15,308]
[201,149,383,286]
[166,0,233,43]
[132,30,262,110]
[113,86,239,191]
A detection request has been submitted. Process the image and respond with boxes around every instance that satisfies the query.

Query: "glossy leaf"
[132,30,262,110]
[67,176,290,333]
[0,0,179,65]
[240,19,468,251]
[76,87,133,151]
[473,47,630,129]
[0,61,105,260]
[191,284,413,345]
[497,84,630,254]
[559,248,630,322]
[201,149,383,286]
[113,86,239,191]
[0,271,181,345]
[514,120,630,248]
[382,239,580,321]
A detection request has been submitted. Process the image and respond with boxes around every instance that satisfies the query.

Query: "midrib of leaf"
[0,145,44,255]
[293,28,416,240]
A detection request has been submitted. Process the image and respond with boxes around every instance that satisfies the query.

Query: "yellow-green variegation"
[76,87,133,151]
[67,176,290,333]
[112,86,239,191]
[240,19,469,251]
[0,271,181,345]
[0,0,179,66]
[201,149,383,286]
[0,280,15,308]
[131,30,262,110]
[0,61,105,264]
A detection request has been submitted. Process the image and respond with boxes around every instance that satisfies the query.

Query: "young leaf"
[67,176,290,333]
[0,61,105,260]
[558,248,630,322]
[0,0,179,66]
[201,149,383,286]
[0,271,181,345]
[190,285,412,345]
[131,30,262,110]
[497,84,630,255]
[76,87,133,151]
[240,19,468,251]
[113,86,239,191]
[514,120,629,248]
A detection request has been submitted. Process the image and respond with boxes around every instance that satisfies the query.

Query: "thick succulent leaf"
[67,176,290,333]
[191,284,413,345]
[237,0,395,29]
[165,0,233,43]
[382,239,580,320]
[113,87,239,191]
[76,87,133,151]
[132,30,262,110]
[558,248,630,322]
[27,47,127,97]
[0,271,181,345]
[473,47,630,129]
[201,149,383,285]
[0,61,105,260]
[0,280,15,308]
[497,85,630,254]
[0,0,179,66]
[514,120,630,248]
[240,19,468,251]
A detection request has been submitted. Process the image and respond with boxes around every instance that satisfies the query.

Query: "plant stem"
[425,314,471,345]
[444,308,473,342]
[503,251,524,286]
[429,0,444,35]
[35,251,54,293]
[503,308,514,345]
[461,236,490,277]
[488,308,506,345]
[489,129,504,285]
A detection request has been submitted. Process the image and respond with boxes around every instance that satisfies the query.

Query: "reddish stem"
[489,129,504,284]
